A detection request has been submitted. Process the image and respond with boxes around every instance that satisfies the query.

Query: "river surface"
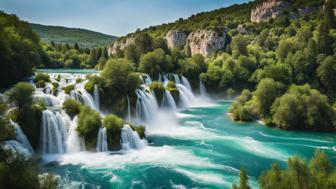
[43,101,336,189]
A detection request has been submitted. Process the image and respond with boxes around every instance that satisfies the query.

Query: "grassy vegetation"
[31,23,117,48]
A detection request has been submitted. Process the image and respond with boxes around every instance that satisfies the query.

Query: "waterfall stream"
[162,90,177,110]
[96,127,108,152]
[121,124,146,150]
[93,85,100,111]
[10,120,34,153]
[39,110,67,154]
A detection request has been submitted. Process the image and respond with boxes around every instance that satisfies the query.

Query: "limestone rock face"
[165,30,187,49]
[251,0,289,22]
[186,30,226,57]
[108,36,136,56]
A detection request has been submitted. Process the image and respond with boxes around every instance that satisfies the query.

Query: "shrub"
[63,99,82,119]
[229,90,254,122]
[77,106,102,150]
[7,82,34,110]
[103,114,124,150]
[62,84,75,94]
[131,125,146,139]
[271,84,336,131]
[34,73,50,83]
[36,80,46,88]
[148,81,165,104]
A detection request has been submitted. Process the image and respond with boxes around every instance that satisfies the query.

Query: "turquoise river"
[42,101,336,189]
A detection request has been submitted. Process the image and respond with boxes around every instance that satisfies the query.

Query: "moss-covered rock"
[103,114,124,150]
[34,73,50,83]
[130,125,146,139]
[62,84,75,94]
[166,81,180,104]
[149,81,165,104]
[77,106,102,150]
[36,80,46,88]
[63,99,82,119]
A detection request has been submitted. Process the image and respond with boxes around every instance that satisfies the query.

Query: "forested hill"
[30,23,117,48]
[123,0,325,38]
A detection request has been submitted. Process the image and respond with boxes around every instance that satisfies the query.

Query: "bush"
[103,114,124,150]
[36,80,46,88]
[62,84,75,94]
[7,82,34,110]
[131,125,146,139]
[271,84,336,131]
[63,99,82,119]
[259,150,336,189]
[148,81,165,104]
[77,106,102,150]
[229,90,253,122]
[34,73,50,83]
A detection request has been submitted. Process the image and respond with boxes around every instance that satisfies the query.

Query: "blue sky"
[0,0,249,36]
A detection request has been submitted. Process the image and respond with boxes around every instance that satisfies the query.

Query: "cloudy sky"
[0,0,249,36]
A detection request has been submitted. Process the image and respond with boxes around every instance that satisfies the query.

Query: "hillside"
[120,0,324,38]
[31,23,117,48]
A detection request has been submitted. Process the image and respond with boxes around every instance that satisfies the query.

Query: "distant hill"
[30,23,117,48]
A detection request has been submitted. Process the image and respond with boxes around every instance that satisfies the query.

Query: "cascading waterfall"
[176,84,196,108]
[136,89,159,122]
[34,93,61,106]
[70,90,84,104]
[199,80,207,97]
[70,89,96,110]
[66,116,85,153]
[80,88,96,110]
[2,140,33,159]
[161,90,177,110]
[96,127,108,152]
[10,120,34,153]
[172,74,181,84]
[140,74,152,84]
[181,76,192,91]
[93,85,100,111]
[39,110,67,154]
[121,124,146,150]
[127,95,131,121]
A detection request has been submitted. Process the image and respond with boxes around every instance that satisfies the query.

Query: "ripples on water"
[44,101,336,189]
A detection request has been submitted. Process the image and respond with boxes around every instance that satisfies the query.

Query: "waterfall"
[93,85,100,111]
[70,90,84,104]
[176,84,196,108]
[70,89,96,110]
[181,76,192,91]
[39,110,67,154]
[66,116,85,153]
[161,90,177,110]
[140,74,152,84]
[34,93,61,106]
[127,95,131,121]
[96,127,108,152]
[10,120,34,153]
[199,80,207,97]
[135,89,159,122]
[172,74,181,84]
[80,88,96,110]
[121,124,146,150]
[1,140,33,159]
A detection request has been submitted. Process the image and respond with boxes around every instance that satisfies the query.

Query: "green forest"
[0,0,336,188]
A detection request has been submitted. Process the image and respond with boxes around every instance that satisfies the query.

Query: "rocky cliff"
[108,36,136,56]
[251,0,289,22]
[186,30,227,57]
[165,30,188,49]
